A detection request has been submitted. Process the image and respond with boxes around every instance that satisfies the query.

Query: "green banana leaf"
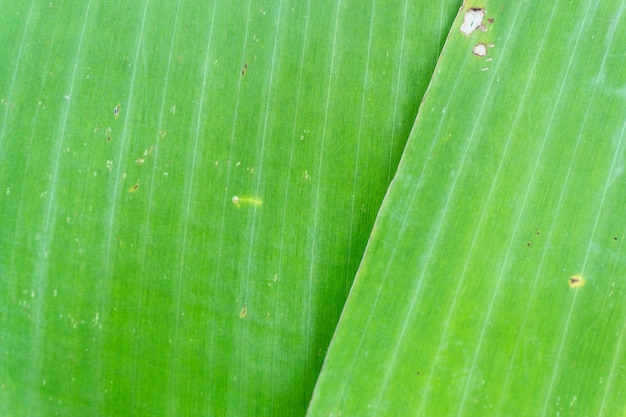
[308,0,626,415]
[0,0,460,415]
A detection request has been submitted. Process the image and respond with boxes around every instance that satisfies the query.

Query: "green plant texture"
[0,0,458,415]
[309,0,626,416]
[3,0,626,416]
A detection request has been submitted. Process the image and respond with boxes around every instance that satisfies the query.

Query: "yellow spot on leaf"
[232,195,262,208]
[569,275,586,288]
[239,305,247,318]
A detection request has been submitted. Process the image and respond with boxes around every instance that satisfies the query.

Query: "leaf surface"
[308,1,626,415]
[0,0,460,415]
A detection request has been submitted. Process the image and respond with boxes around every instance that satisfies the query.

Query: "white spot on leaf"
[460,8,485,35]
[473,43,487,57]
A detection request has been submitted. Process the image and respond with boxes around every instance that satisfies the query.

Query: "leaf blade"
[308,1,626,415]
[0,0,461,415]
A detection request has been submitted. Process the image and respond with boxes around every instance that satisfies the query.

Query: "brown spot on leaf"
[569,275,586,288]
